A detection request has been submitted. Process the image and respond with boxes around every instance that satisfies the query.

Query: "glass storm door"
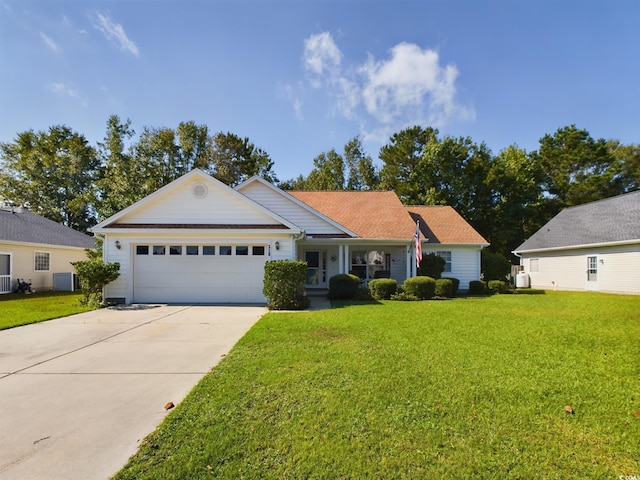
[586,256,598,290]
[0,253,11,293]
[305,251,325,287]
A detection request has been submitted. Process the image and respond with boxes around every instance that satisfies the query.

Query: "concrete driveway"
[0,304,266,480]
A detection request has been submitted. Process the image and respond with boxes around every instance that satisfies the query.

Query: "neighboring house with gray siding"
[0,207,95,293]
[513,190,640,295]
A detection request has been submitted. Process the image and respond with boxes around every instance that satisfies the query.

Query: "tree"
[531,125,625,211]
[0,125,99,232]
[304,149,345,190]
[379,126,440,204]
[485,145,546,258]
[608,140,640,193]
[344,136,379,190]
[206,132,277,186]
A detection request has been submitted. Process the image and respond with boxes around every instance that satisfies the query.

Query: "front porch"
[297,241,416,290]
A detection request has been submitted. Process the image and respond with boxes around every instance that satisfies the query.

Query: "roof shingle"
[0,207,95,249]
[408,206,489,244]
[289,191,417,239]
[514,190,640,252]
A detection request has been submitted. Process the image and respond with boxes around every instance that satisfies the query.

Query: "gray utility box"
[53,272,80,292]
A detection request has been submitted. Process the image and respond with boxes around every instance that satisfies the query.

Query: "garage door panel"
[133,247,267,304]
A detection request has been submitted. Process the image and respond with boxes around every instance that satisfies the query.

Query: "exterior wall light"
[275,241,280,250]
[115,240,121,250]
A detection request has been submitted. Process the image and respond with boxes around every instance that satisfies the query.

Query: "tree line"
[1,115,638,260]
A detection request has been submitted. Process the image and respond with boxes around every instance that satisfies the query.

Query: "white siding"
[119,177,280,225]
[521,244,640,294]
[423,245,482,291]
[240,182,345,234]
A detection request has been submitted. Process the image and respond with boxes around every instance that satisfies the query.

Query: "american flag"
[414,220,422,268]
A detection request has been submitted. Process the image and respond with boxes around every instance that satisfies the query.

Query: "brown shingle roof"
[289,191,417,240]
[408,206,488,244]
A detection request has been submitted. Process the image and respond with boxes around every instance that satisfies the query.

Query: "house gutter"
[513,238,639,255]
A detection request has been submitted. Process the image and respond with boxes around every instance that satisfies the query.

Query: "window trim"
[436,251,452,273]
[529,258,540,273]
[34,251,51,272]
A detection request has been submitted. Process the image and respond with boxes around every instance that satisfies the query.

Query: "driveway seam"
[0,305,192,380]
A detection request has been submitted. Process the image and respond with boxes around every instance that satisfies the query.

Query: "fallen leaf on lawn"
[634,412,640,418]
[564,405,574,414]
[164,401,175,410]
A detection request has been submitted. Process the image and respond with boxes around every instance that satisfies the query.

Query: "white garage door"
[133,244,268,304]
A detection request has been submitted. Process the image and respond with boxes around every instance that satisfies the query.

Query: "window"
[252,246,265,256]
[236,246,249,256]
[136,245,149,255]
[219,246,232,256]
[436,251,452,273]
[170,246,182,255]
[34,251,50,271]
[186,246,199,256]
[203,246,215,255]
[153,246,166,255]
[530,258,540,273]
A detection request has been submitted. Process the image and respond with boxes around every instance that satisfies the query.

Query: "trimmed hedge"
[469,280,488,295]
[434,278,454,298]
[402,276,436,300]
[328,274,361,300]
[263,260,309,310]
[441,277,460,296]
[488,280,508,294]
[369,278,398,300]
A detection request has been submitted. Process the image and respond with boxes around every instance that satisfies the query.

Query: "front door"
[586,256,598,291]
[305,251,326,288]
[0,253,11,294]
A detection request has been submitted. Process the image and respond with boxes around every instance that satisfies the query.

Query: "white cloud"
[303,32,342,87]
[91,11,139,57]
[40,32,60,54]
[47,82,88,107]
[295,32,475,133]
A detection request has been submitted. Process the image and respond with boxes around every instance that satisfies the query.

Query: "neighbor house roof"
[289,191,418,240]
[514,190,640,253]
[408,206,489,245]
[0,207,95,249]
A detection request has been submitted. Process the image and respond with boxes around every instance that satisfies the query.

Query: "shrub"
[328,274,361,300]
[441,277,460,296]
[390,292,419,301]
[435,278,454,298]
[488,280,508,294]
[481,250,511,281]
[418,253,446,279]
[71,260,120,308]
[263,260,309,310]
[402,276,436,300]
[368,278,398,300]
[469,280,488,295]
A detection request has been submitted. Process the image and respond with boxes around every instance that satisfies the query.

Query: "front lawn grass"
[0,291,91,330]
[114,291,640,479]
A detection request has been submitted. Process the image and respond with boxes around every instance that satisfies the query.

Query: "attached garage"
[132,243,269,303]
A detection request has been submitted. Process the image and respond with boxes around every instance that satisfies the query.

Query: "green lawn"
[0,291,91,330]
[114,291,640,479]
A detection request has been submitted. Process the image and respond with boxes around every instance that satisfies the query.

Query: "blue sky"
[1,0,638,181]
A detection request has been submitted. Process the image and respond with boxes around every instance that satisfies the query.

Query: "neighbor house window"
[153,246,166,255]
[436,251,452,273]
[202,246,215,255]
[252,246,265,256]
[170,246,182,255]
[34,251,50,271]
[136,245,149,255]
[530,258,540,273]
[186,246,198,256]
[219,246,232,256]
[236,246,249,256]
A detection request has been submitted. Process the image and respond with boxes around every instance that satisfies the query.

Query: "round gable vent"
[193,183,208,199]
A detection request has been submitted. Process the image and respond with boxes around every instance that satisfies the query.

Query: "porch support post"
[338,244,344,274]
[344,244,350,275]
[407,245,413,278]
